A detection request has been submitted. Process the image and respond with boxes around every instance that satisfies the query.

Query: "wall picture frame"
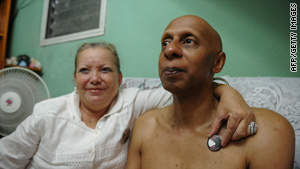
[40,0,107,46]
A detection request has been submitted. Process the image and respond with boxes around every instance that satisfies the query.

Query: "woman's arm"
[0,115,40,168]
[212,84,255,147]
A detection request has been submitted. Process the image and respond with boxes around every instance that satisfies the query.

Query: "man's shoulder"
[134,105,171,133]
[251,107,294,140]
[253,108,293,131]
[138,105,170,121]
[245,108,295,168]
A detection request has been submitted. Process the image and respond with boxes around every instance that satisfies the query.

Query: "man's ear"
[212,52,226,73]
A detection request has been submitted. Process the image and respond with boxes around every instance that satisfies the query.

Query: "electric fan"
[0,67,50,136]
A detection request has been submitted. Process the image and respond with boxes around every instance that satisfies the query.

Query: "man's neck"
[170,87,218,130]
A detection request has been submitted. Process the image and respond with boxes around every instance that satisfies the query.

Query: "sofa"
[121,76,300,169]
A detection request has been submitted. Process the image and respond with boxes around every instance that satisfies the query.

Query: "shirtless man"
[126,15,295,169]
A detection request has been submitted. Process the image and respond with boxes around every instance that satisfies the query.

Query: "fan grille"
[0,67,50,136]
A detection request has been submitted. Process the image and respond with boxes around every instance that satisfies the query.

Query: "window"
[40,0,107,46]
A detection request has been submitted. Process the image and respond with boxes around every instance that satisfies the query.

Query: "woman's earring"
[74,86,77,93]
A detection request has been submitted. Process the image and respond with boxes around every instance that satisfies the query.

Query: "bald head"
[165,15,223,52]
[159,15,226,96]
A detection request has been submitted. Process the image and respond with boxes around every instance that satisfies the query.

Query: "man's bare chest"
[141,128,247,169]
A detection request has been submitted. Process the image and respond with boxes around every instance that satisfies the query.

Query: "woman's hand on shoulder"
[211,85,255,147]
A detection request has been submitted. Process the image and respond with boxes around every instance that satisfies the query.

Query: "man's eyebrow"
[181,33,196,38]
[161,32,172,40]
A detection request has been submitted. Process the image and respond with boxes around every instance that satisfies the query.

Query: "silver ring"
[248,121,258,135]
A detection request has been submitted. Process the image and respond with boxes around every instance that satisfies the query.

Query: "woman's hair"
[74,42,121,74]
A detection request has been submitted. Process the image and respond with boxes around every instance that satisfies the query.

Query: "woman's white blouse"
[0,87,172,169]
